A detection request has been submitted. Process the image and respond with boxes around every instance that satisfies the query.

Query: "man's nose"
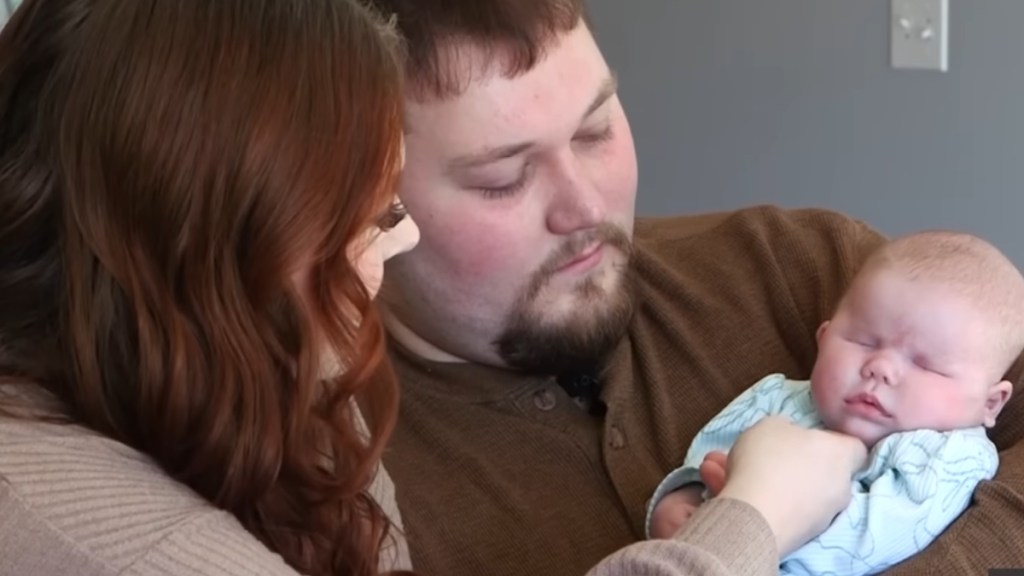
[546,155,605,235]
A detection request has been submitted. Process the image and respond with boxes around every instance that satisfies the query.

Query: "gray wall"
[589,1,1024,264]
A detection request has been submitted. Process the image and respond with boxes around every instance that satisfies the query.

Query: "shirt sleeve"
[780,427,998,576]
[644,374,799,537]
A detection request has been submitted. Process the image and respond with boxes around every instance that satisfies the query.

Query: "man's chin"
[537,292,607,324]
[495,280,635,375]
[550,264,627,307]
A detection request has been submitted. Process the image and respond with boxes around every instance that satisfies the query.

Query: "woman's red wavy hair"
[0,1,410,575]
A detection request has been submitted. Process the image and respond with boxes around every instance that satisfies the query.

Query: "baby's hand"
[699,451,728,495]
[649,484,705,539]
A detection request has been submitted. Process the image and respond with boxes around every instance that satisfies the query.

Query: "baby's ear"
[816,320,831,343]
[983,380,1014,428]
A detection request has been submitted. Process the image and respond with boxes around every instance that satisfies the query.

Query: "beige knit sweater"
[0,387,411,576]
[0,390,780,576]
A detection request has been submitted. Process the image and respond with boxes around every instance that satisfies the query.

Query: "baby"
[646,230,1024,575]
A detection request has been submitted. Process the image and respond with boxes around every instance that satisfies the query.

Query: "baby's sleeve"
[780,427,998,576]
[643,374,795,538]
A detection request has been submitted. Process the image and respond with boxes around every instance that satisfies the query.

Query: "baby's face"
[810,269,1010,447]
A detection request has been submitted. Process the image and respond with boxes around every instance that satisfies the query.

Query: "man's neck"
[380,307,470,364]
[381,308,608,412]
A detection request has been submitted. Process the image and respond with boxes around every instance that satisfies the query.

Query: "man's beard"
[494,222,635,375]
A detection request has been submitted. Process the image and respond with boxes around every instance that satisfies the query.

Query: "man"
[363,1,1024,575]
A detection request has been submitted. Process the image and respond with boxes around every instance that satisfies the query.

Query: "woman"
[0,0,417,575]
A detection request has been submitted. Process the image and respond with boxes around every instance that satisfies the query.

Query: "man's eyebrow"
[447,72,619,171]
[448,141,533,171]
[582,73,618,122]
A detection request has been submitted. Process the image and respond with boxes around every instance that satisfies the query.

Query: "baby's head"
[811,230,1024,447]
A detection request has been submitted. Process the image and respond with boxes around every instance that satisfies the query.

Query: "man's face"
[381,22,639,371]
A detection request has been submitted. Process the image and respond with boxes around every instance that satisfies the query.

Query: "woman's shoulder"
[0,389,300,576]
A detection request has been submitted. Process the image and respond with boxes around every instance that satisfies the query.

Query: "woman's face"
[293,138,418,309]
[310,144,419,378]
[351,140,418,298]
[350,203,419,298]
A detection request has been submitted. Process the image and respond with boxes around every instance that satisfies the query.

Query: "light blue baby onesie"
[645,373,998,576]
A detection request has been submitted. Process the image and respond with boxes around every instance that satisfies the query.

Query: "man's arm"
[774,209,888,366]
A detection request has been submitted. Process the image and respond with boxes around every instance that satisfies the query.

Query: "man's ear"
[816,320,831,344]
[983,380,1014,428]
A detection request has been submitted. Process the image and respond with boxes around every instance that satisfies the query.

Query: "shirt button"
[533,388,557,411]
[609,426,627,449]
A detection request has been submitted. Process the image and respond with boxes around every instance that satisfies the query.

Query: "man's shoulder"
[630,204,885,289]
[633,204,875,245]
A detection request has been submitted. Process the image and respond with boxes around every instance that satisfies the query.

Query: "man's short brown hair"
[360,0,587,99]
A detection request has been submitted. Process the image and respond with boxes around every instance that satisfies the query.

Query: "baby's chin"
[826,414,890,449]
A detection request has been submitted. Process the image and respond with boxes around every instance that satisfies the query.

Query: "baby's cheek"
[898,394,965,430]
[809,379,841,418]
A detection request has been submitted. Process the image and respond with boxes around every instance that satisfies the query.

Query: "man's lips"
[557,242,603,272]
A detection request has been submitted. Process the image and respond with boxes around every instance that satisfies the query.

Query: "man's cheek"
[447,235,530,280]
[422,205,545,282]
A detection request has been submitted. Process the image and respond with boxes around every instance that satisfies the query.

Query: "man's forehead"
[401,48,606,141]
[404,16,591,101]
[401,52,540,137]
[403,26,610,137]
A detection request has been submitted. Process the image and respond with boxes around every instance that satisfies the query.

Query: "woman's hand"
[710,416,867,557]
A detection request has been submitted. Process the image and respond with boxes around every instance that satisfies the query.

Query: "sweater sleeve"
[589,498,777,576]
[125,512,302,576]
[0,478,301,576]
